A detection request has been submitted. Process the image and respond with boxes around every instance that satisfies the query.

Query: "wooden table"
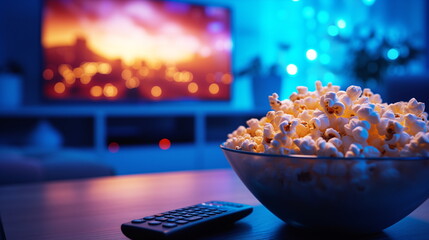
[0,169,428,240]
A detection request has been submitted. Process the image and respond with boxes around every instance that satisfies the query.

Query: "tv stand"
[0,105,265,174]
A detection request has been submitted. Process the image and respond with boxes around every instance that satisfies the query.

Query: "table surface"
[0,169,428,240]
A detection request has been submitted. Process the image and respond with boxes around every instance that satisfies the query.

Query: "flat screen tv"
[41,0,232,102]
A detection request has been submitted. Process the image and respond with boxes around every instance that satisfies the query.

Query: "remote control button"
[163,223,177,228]
[172,213,182,216]
[164,215,175,218]
[155,217,168,221]
[176,220,188,224]
[185,216,203,221]
[166,219,177,223]
[155,214,164,217]
[131,219,145,224]
[182,214,193,218]
[143,216,155,220]
[175,216,185,220]
[199,214,210,218]
[148,221,162,225]
[207,212,216,215]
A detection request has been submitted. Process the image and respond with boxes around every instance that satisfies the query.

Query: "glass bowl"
[221,145,429,234]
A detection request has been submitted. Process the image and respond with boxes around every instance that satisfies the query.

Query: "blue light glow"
[327,25,339,36]
[306,20,317,30]
[387,48,399,60]
[337,19,346,29]
[317,11,329,24]
[306,49,318,61]
[362,0,376,6]
[319,54,331,64]
[324,72,335,82]
[319,39,330,51]
[286,64,298,75]
[306,35,317,45]
[302,7,315,18]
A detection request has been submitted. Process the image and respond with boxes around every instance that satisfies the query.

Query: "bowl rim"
[220,144,428,161]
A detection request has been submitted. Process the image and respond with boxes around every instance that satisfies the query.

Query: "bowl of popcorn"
[221,81,429,234]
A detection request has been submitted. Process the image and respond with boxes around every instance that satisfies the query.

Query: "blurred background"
[0,0,428,185]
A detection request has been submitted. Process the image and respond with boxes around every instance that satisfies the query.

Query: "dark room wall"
[0,0,42,105]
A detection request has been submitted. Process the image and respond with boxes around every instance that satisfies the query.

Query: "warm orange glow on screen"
[188,82,198,93]
[151,86,162,97]
[42,0,232,101]
[209,83,219,95]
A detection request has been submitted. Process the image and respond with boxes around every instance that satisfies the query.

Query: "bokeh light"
[209,83,220,94]
[80,75,91,84]
[188,82,198,93]
[306,49,318,61]
[327,25,339,36]
[286,64,298,75]
[221,73,232,84]
[121,69,132,80]
[387,48,399,60]
[126,77,140,89]
[90,86,103,97]
[151,86,162,97]
[103,83,118,97]
[337,19,347,29]
[108,142,120,153]
[43,69,54,80]
[73,67,84,78]
[98,63,112,74]
[54,82,65,94]
[159,138,171,150]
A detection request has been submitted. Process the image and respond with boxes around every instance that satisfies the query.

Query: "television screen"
[41,0,232,102]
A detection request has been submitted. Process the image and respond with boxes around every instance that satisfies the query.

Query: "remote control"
[121,201,253,239]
